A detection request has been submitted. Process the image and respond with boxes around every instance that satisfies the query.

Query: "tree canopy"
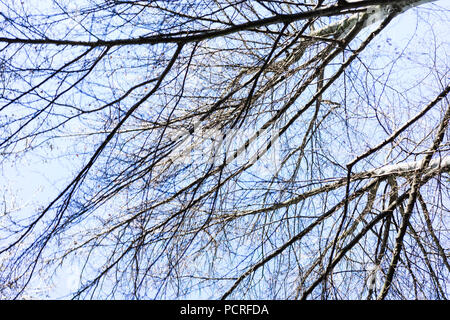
[0,0,449,299]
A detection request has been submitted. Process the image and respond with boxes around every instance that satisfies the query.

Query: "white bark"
[366,155,450,177]
[312,0,437,38]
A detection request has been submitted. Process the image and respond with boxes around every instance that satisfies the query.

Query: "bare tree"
[0,0,448,299]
